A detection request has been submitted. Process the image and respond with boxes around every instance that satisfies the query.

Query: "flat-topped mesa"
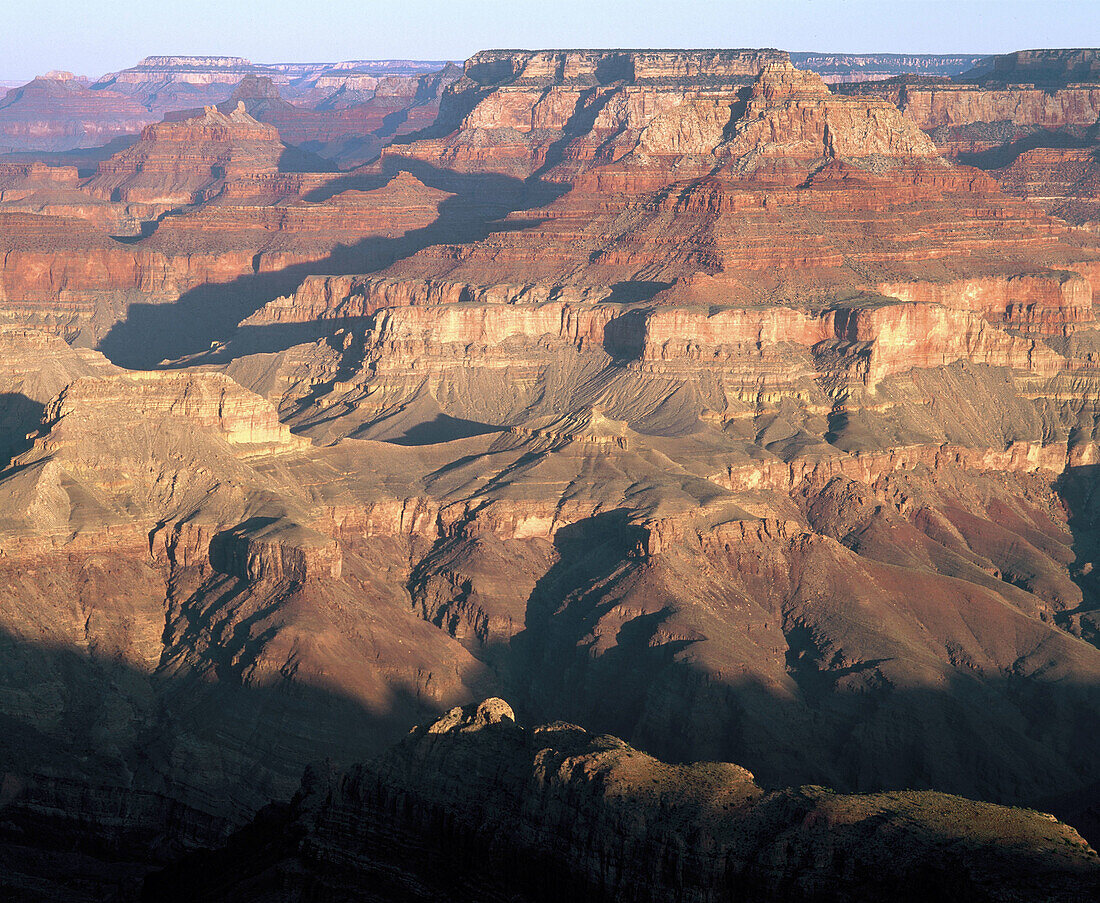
[510,407,632,449]
[790,52,989,84]
[963,48,1100,86]
[135,55,254,70]
[0,363,311,541]
[207,519,342,582]
[40,370,304,454]
[82,103,287,206]
[0,161,81,202]
[885,82,1100,140]
[96,55,277,88]
[462,48,788,85]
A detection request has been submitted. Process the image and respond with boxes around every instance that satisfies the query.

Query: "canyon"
[1,44,1100,901]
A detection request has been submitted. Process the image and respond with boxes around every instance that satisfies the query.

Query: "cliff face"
[790,52,989,83]
[164,68,462,169]
[0,56,459,166]
[82,103,289,206]
[997,147,1100,229]
[0,74,156,152]
[962,48,1100,86]
[146,700,1100,903]
[0,112,453,347]
[462,48,787,84]
[0,327,497,899]
[390,49,788,178]
[833,50,1100,228]
[719,61,939,162]
[372,56,1094,316]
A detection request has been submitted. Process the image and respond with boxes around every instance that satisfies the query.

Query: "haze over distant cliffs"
[1,44,1100,902]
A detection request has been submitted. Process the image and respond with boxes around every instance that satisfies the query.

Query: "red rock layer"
[0,143,450,342]
[0,74,155,152]
[82,103,289,206]
[996,146,1100,230]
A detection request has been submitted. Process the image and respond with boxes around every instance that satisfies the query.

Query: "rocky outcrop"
[963,49,1100,86]
[0,161,80,200]
[208,519,342,581]
[997,146,1100,229]
[42,369,305,450]
[462,49,787,85]
[719,61,940,163]
[98,56,272,89]
[885,83,1100,136]
[145,699,1100,902]
[392,49,787,178]
[876,271,1095,335]
[82,103,290,206]
[163,67,461,169]
[0,153,452,346]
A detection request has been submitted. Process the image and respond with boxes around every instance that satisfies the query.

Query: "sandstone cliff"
[82,103,292,207]
[0,73,155,152]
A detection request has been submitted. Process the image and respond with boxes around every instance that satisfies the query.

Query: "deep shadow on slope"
[957,130,1096,170]
[0,622,444,903]
[1043,462,1100,843]
[2,595,1100,900]
[0,392,45,469]
[96,157,568,369]
[4,480,1100,897]
[484,507,1100,848]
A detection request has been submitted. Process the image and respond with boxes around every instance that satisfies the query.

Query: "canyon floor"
[1,47,1100,901]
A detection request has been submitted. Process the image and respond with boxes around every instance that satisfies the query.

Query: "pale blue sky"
[0,0,1096,81]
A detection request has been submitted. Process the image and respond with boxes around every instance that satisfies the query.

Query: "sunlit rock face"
[3,47,1100,900]
[835,49,1100,231]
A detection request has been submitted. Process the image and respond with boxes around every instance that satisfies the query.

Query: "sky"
[0,0,1096,81]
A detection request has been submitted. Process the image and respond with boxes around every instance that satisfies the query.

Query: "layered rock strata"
[0,73,155,152]
[4,48,1100,900]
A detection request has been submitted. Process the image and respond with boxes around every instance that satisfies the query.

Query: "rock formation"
[164,68,462,169]
[835,49,1100,229]
[0,104,461,346]
[790,52,989,83]
[0,56,459,168]
[0,73,155,152]
[82,103,297,207]
[145,700,1100,902]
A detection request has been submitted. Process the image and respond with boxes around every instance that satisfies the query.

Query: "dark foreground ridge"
[147,698,1100,903]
